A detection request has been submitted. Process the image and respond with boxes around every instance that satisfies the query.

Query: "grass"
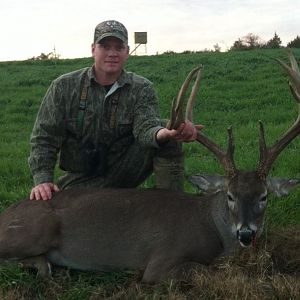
[0,48,300,298]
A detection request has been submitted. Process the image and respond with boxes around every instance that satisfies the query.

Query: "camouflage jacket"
[28,67,163,186]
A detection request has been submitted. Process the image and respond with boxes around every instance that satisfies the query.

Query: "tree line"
[230,33,300,51]
[162,33,300,55]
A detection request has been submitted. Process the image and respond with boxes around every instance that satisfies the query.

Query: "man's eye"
[99,44,109,50]
[116,46,125,51]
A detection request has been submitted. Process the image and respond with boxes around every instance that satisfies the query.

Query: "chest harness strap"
[77,70,89,136]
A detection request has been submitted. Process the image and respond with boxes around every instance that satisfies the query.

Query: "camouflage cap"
[94,20,128,44]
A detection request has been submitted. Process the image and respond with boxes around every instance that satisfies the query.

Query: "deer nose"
[237,226,256,247]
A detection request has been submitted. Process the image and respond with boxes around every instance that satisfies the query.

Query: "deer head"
[170,50,300,247]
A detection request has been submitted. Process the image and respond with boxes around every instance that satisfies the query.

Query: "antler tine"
[196,126,237,178]
[276,49,300,102]
[186,67,202,122]
[257,121,268,179]
[258,50,300,179]
[167,66,202,130]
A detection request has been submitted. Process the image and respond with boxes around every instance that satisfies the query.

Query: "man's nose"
[108,48,118,56]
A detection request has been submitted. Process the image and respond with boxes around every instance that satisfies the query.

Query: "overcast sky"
[1,0,299,61]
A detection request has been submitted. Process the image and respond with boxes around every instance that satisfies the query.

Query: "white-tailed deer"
[0,50,299,283]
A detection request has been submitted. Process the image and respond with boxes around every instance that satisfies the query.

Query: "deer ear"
[189,174,226,193]
[267,177,299,197]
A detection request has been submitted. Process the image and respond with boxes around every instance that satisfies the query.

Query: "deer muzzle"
[237,225,256,247]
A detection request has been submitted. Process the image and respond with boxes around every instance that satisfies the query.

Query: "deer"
[0,50,299,283]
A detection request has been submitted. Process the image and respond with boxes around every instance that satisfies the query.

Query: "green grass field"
[0,49,299,299]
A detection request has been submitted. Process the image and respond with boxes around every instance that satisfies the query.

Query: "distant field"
[0,49,299,299]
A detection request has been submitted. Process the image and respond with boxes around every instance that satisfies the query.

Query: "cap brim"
[95,33,127,44]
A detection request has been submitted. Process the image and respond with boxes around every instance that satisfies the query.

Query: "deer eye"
[227,194,234,202]
[259,195,267,202]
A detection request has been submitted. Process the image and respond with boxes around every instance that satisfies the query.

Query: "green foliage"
[229,32,300,50]
[287,35,300,48]
[266,32,282,48]
[230,32,284,50]
[230,33,264,51]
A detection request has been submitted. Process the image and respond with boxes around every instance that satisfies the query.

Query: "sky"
[1,0,300,61]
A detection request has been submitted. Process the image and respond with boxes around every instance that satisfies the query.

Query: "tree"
[230,38,248,51]
[213,43,221,52]
[243,33,263,49]
[28,46,60,61]
[266,32,282,48]
[30,52,52,60]
[230,33,264,51]
[287,36,300,48]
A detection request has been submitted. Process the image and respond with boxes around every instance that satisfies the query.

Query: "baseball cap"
[94,20,128,44]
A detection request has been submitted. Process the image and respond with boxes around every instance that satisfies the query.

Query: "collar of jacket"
[88,66,132,89]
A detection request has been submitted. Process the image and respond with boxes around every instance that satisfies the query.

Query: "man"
[29,20,199,201]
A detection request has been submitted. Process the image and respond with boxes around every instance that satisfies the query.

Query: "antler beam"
[257,49,300,179]
[196,127,237,178]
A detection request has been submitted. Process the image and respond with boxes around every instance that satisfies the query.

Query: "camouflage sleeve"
[132,82,163,148]
[28,79,66,185]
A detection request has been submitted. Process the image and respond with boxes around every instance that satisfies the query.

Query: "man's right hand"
[30,182,60,201]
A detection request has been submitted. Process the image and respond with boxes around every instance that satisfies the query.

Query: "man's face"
[92,37,129,76]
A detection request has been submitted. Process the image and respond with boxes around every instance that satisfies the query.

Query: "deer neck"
[210,191,236,256]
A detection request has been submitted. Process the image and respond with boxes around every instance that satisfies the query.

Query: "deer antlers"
[170,49,300,180]
[167,66,202,130]
[168,65,237,178]
[257,49,300,180]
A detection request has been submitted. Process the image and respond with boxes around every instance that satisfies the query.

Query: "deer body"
[0,171,296,282]
[0,187,232,282]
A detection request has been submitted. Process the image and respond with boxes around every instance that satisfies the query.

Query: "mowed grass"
[0,49,299,299]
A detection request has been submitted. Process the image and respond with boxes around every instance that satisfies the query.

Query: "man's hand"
[30,182,60,201]
[156,120,204,144]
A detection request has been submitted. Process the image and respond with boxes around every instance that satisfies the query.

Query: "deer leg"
[143,259,207,283]
[19,254,52,278]
[142,259,173,283]
[168,261,206,280]
[142,254,189,283]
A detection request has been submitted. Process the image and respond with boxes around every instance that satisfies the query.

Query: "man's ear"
[91,43,96,56]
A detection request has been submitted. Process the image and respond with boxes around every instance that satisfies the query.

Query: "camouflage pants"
[57,139,184,191]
